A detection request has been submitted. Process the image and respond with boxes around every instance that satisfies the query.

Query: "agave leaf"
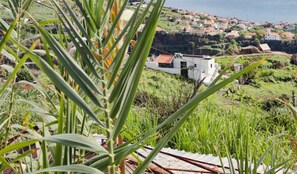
[27,164,103,174]
[10,38,106,129]
[252,145,273,173]
[106,0,153,88]
[1,49,16,62]
[43,134,107,153]
[12,149,36,163]
[0,117,10,132]
[57,14,101,78]
[85,153,110,170]
[107,0,155,96]
[0,140,38,156]
[74,0,97,32]
[38,19,60,26]
[98,0,115,38]
[102,0,130,47]
[34,24,103,106]
[0,64,14,73]
[0,39,39,95]
[93,0,104,27]
[86,146,133,171]
[0,16,18,53]
[57,0,95,49]
[22,0,35,15]
[7,0,17,18]
[0,157,16,173]
[111,0,165,140]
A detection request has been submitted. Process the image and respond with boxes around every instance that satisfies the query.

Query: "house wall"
[265,35,281,41]
[145,62,180,75]
[146,56,219,84]
[180,57,216,81]
[173,58,181,69]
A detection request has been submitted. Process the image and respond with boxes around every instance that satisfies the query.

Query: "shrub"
[16,68,34,82]
[257,69,275,78]
[261,99,283,112]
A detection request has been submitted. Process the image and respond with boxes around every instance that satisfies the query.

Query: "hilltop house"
[145,53,220,85]
[264,29,281,41]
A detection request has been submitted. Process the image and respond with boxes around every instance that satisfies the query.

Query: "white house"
[264,29,281,41]
[145,53,220,85]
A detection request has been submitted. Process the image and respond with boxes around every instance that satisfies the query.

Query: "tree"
[213,33,223,42]
[255,30,265,40]
[226,40,240,55]
[253,38,261,46]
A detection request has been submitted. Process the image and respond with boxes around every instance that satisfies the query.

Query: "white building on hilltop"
[264,29,281,41]
[145,53,220,85]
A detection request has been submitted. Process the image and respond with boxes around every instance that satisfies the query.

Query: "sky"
[164,0,297,23]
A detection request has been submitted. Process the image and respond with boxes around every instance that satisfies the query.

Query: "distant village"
[1,0,296,84]
[161,8,296,41]
[127,1,297,84]
[129,1,297,42]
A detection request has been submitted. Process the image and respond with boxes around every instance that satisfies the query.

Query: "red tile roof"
[157,54,174,64]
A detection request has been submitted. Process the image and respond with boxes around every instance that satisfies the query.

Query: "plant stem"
[54,93,64,166]
[98,33,115,172]
[3,84,16,149]
[102,79,115,174]
[3,6,23,149]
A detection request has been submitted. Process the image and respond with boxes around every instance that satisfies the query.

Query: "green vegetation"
[127,61,297,165]
[157,7,186,32]
[1,0,297,173]
[124,54,297,167]
[0,0,57,20]
[16,68,34,82]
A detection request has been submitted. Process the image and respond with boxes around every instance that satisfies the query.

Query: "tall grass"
[127,99,294,165]
[128,69,296,167]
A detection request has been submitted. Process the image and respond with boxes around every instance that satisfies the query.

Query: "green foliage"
[0,1,294,174]
[225,40,241,55]
[127,93,295,165]
[16,68,34,82]
[127,65,297,167]
[253,38,261,46]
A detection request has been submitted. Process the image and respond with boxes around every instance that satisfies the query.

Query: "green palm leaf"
[28,164,103,174]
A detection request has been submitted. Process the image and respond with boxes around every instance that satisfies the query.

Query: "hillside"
[129,54,297,164]
[1,1,297,55]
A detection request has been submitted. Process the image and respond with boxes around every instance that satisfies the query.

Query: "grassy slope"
[126,54,297,165]
[0,0,59,21]
[0,2,182,31]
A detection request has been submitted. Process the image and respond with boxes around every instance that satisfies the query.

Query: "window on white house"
[210,64,213,68]
[194,64,197,67]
